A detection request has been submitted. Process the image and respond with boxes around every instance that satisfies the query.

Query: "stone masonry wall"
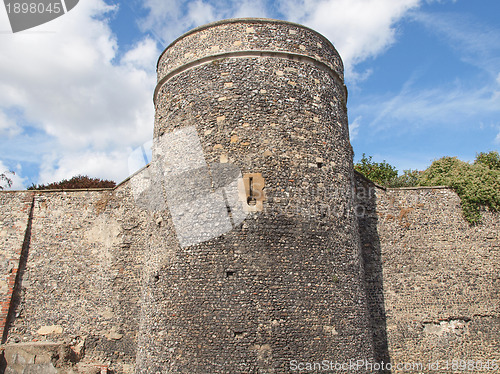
[156,18,345,89]
[1,175,157,373]
[2,171,498,373]
[356,172,500,373]
[1,17,498,374]
[139,19,375,373]
[0,192,33,342]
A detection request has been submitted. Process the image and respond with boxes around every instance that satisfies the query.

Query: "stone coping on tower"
[157,18,343,72]
[155,18,345,101]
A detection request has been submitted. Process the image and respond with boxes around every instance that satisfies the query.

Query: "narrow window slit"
[247,176,257,206]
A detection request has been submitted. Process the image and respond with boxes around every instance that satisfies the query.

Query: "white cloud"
[349,116,361,140]
[122,38,161,71]
[0,0,460,186]
[0,0,159,184]
[137,0,424,84]
[277,0,421,73]
[38,149,133,185]
[358,81,500,132]
[139,0,423,73]
[139,0,277,45]
[0,110,20,137]
[230,0,269,18]
[186,0,217,26]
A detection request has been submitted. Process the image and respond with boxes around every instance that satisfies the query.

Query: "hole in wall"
[316,162,323,168]
[233,330,244,338]
[247,176,257,206]
[226,270,236,278]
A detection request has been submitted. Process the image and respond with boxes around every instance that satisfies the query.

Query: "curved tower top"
[154,18,346,105]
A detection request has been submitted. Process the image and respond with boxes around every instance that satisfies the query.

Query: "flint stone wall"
[0,17,498,374]
[142,18,374,374]
[356,172,500,373]
[0,172,498,373]
[1,176,158,373]
[0,192,33,340]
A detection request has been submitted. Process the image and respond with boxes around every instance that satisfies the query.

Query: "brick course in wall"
[0,191,33,343]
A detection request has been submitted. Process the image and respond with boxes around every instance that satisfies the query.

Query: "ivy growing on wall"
[355,151,500,225]
[418,152,499,225]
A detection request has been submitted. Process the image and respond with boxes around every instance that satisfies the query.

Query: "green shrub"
[390,169,422,188]
[474,151,500,170]
[418,155,499,225]
[355,151,499,225]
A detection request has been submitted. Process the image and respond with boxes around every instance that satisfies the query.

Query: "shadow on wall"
[355,172,391,372]
[0,195,34,373]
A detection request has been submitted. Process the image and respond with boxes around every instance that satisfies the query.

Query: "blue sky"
[0,0,499,189]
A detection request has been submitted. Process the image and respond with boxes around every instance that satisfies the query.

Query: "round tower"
[137,18,374,373]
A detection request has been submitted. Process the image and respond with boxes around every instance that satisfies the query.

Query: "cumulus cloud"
[138,0,269,43]
[0,0,159,185]
[0,110,20,138]
[37,149,133,185]
[139,0,422,72]
[122,38,161,71]
[277,0,420,73]
[137,0,423,83]
[0,0,437,186]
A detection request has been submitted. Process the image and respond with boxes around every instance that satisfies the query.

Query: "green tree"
[390,169,421,188]
[354,154,398,186]
[28,175,116,190]
[355,151,499,224]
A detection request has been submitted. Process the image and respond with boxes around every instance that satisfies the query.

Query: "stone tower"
[136,18,375,373]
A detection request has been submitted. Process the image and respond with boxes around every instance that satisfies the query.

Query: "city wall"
[356,172,499,373]
[0,174,497,373]
[0,174,155,373]
[0,17,497,374]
